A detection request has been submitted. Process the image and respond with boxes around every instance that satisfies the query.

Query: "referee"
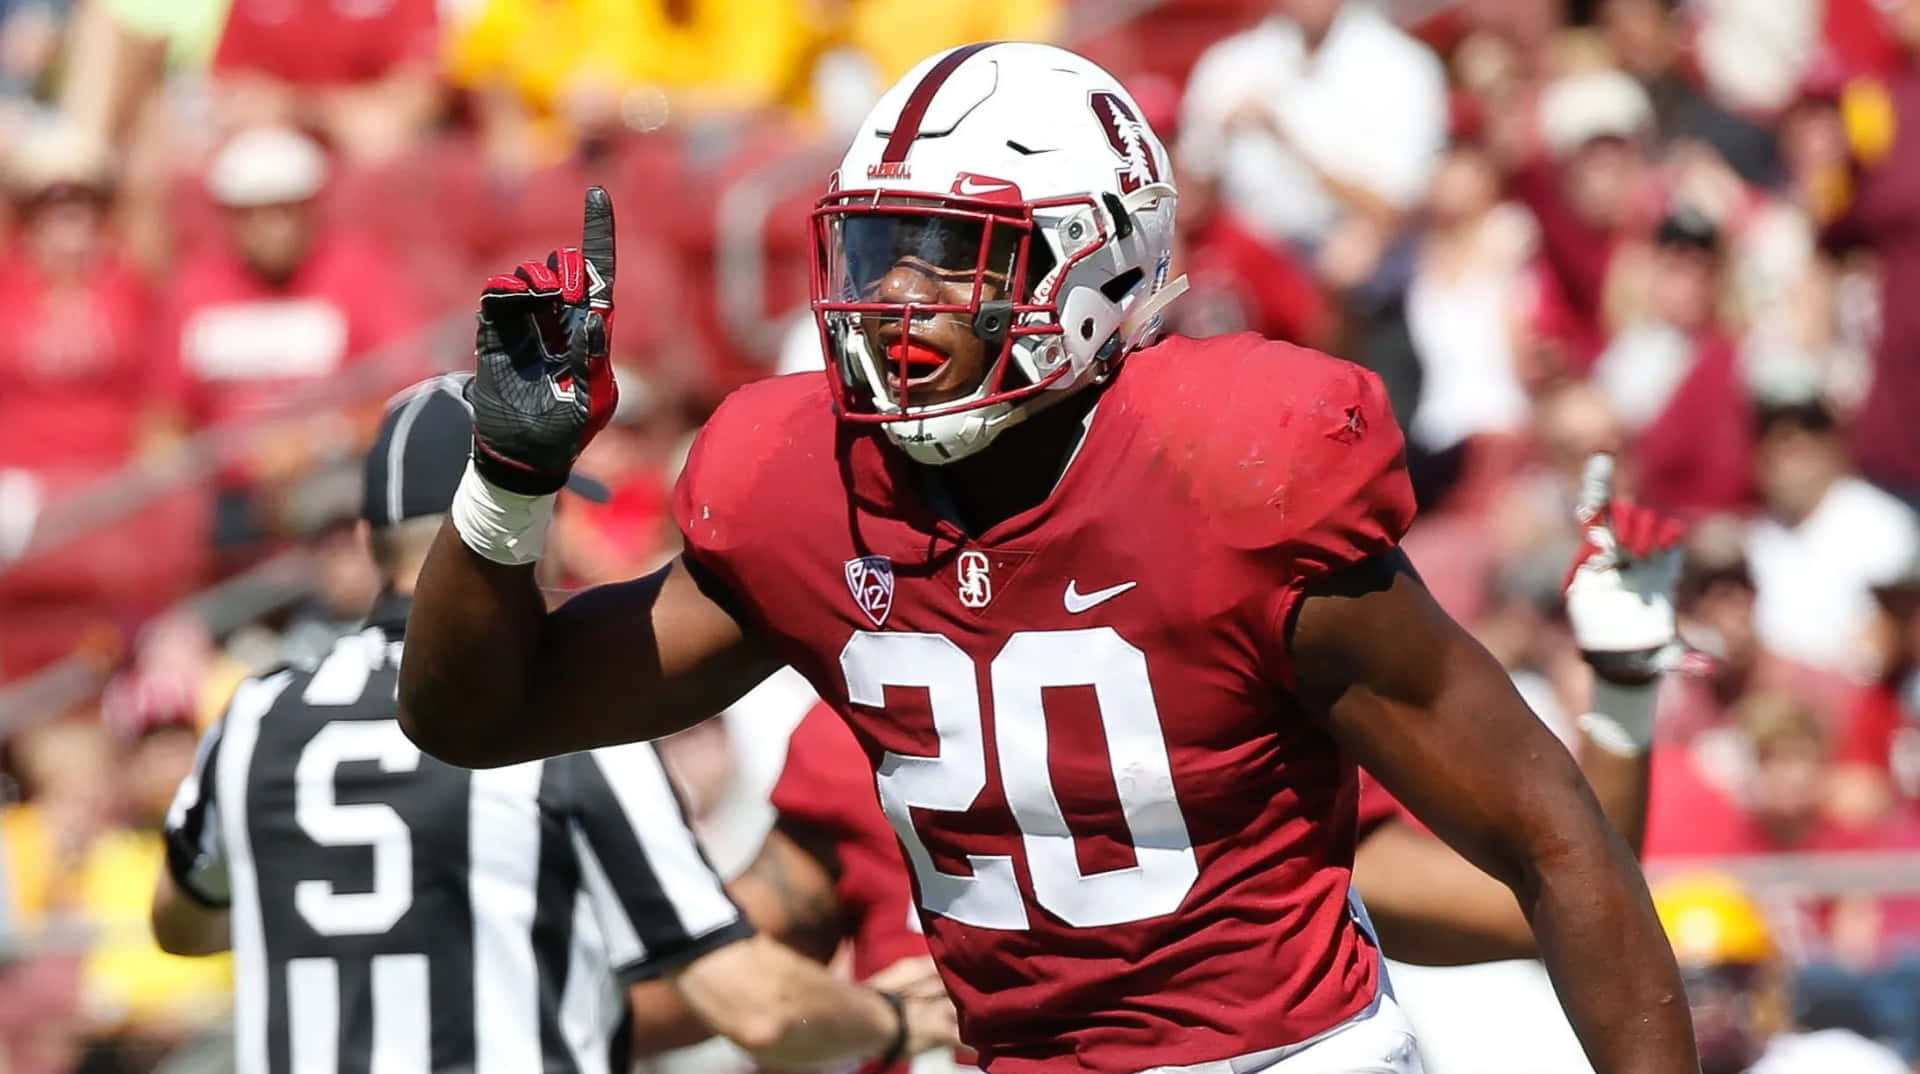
[151,375,957,1074]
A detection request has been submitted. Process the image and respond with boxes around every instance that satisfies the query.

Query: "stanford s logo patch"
[1089,91,1161,195]
[957,550,993,609]
[845,555,896,626]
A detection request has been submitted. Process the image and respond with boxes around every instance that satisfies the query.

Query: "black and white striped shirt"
[164,594,752,1074]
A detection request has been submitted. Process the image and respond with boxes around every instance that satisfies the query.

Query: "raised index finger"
[1577,452,1614,527]
[581,186,616,308]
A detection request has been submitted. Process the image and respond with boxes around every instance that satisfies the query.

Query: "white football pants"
[1137,994,1423,1074]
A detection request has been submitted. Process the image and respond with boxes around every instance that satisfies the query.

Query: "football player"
[632,456,1689,1074]
[1357,467,1695,1074]
[399,42,1697,1074]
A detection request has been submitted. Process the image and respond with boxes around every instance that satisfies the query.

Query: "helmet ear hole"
[1079,318,1095,340]
[1098,267,1144,304]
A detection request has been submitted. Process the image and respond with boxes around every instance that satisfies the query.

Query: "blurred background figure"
[1178,0,1447,266]
[1591,204,1753,517]
[551,362,696,586]
[1400,116,1536,509]
[1795,0,1920,508]
[1831,553,1920,829]
[0,113,198,681]
[1512,67,1655,367]
[170,124,420,559]
[7,1,1920,1069]
[1653,519,1857,747]
[211,0,442,166]
[1655,872,1905,1074]
[0,677,229,1074]
[1745,393,1919,680]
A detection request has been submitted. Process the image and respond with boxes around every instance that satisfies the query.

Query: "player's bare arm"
[671,932,958,1067]
[404,543,777,766]
[735,818,853,964]
[626,826,849,1055]
[1353,456,1687,966]
[1293,549,1697,1074]
[151,865,231,957]
[399,189,781,768]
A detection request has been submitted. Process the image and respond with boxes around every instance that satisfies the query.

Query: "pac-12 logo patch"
[845,555,896,626]
[957,549,993,609]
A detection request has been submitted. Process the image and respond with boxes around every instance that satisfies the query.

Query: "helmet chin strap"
[1119,273,1189,350]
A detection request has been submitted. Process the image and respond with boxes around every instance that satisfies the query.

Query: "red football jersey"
[674,333,1416,1072]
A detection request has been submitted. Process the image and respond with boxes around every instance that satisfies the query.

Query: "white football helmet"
[810,41,1187,465]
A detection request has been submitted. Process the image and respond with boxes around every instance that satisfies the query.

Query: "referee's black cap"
[361,373,608,527]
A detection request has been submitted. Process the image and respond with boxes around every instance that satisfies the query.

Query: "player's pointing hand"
[1564,452,1688,684]
[466,186,620,496]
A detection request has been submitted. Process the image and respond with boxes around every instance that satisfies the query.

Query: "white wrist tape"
[1578,678,1659,756]
[450,462,557,566]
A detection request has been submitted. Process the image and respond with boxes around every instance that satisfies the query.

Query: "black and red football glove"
[466,187,620,496]
[1563,454,1697,686]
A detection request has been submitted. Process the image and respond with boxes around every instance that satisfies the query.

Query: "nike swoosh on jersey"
[1063,579,1137,614]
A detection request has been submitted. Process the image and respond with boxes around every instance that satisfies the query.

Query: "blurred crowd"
[4,0,1920,1071]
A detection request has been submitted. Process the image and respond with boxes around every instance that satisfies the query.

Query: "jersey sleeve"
[1252,355,1416,680]
[162,719,230,908]
[670,382,781,624]
[1273,358,1415,578]
[561,742,754,983]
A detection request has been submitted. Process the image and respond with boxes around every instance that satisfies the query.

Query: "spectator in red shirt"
[1647,691,1920,872]
[168,126,421,548]
[212,0,442,165]
[0,118,201,679]
[1649,689,1920,1060]
[1509,68,1659,368]
[1591,204,1755,516]
[1801,1,1920,504]
[0,118,173,479]
[1823,0,1908,85]
[1832,557,1920,827]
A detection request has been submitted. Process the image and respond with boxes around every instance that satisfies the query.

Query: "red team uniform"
[675,333,1416,1072]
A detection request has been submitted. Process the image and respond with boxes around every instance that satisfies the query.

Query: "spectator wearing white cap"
[1509,67,1658,364]
[0,117,168,475]
[167,125,423,552]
